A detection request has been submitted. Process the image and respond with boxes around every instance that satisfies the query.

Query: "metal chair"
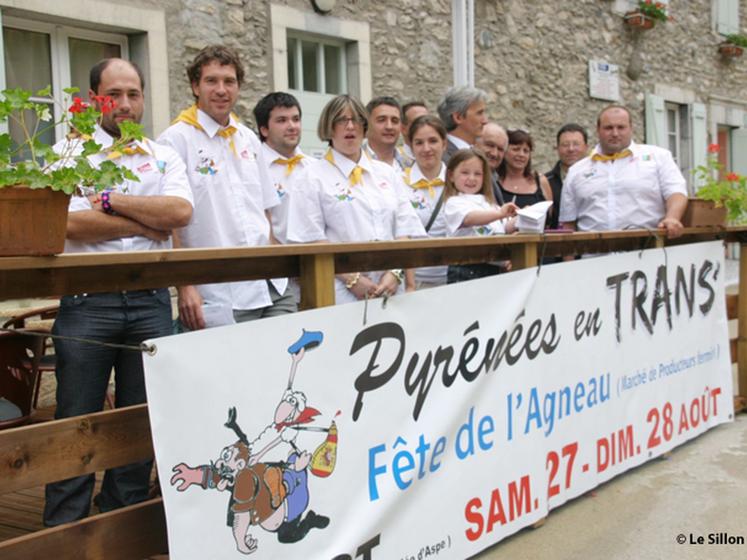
[0,331,43,429]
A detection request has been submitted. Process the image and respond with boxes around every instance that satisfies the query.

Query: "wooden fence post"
[738,244,747,398]
[299,254,336,309]
[510,241,538,270]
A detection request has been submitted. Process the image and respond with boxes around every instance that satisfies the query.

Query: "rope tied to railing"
[0,327,157,355]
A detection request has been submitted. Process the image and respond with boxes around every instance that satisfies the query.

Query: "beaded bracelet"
[101,190,114,215]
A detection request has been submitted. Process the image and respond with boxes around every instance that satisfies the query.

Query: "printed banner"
[144,241,733,560]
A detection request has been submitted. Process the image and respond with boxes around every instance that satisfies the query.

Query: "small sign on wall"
[588,60,620,102]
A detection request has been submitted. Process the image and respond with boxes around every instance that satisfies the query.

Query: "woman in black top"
[497,129,553,210]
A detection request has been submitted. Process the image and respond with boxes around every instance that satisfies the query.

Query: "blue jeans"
[43,289,171,527]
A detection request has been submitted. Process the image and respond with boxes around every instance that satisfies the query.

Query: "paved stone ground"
[474,414,747,560]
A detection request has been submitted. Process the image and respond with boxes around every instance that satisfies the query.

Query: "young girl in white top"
[400,115,449,288]
[443,148,518,283]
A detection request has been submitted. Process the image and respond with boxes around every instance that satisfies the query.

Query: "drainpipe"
[452,0,475,86]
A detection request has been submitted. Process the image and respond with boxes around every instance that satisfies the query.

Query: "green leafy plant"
[635,0,670,23]
[693,143,747,224]
[0,86,142,195]
[724,33,747,48]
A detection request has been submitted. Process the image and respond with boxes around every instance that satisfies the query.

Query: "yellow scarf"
[325,149,363,187]
[274,154,305,176]
[591,148,633,162]
[106,144,149,160]
[405,167,444,198]
[174,105,239,156]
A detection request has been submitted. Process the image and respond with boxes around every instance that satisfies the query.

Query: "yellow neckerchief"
[404,167,445,198]
[324,149,364,187]
[174,105,239,156]
[106,144,149,160]
[273,153,305,176]
[591,148,633,162]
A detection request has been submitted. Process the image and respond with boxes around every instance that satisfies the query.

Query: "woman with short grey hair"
[287,94,425,304]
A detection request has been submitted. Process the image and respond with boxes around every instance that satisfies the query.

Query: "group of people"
[44,44,689,527]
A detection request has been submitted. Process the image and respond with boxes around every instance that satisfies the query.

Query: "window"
[2,16,127,146]
[270,4,370,157]
[0,2,170,137]
[286,34,346,95]
[664,102,691,172]
[646,93,704,193]
[715,0,740,36]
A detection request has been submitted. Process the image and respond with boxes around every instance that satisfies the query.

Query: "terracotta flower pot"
[624,11,656,30]
[719,43,744,58]
[682,198,727,228]
[0,186,70,256]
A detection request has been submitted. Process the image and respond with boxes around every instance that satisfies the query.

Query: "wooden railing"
[1,227,745,559]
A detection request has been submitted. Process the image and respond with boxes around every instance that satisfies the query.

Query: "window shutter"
[717,0,739,35]
[690,103,708,190]
[731,128,747,177]
[645,93,667,148]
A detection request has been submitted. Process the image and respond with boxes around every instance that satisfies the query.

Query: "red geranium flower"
[707,143,720,154]
[91,95,116,114]
[726,172,741,182]
[68,97,89,114]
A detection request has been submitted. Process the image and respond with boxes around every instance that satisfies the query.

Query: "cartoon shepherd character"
[170,330,337,555]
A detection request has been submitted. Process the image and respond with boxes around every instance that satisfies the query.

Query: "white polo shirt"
[400,163,448,283]
[287,148,425,303]
[61,127,194,254]
[158,108,287,311]
[559,142,687,231]
[259,143,311,245]
[444,193,507,237]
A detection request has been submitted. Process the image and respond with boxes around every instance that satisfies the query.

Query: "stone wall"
[95,0,747,169]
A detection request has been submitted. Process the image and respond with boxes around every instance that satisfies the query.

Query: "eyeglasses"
[333,116,365,127]
[558,141,585,149]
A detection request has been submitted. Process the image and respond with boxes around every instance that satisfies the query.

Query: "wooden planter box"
[719,43,744,58]
[624,12,656,30]
[682,198,727,228]
[0,186,70,256]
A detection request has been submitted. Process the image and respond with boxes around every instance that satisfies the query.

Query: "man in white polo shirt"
[560,105,688,238]
[44,58,193,527]
[252,91,310,246]
[159,45,295,329]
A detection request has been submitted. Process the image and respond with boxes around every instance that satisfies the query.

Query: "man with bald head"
[475,122,507,204]
[560,105,687,238]
[44,58,193,526]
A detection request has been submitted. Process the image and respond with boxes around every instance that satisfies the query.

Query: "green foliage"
[725,34,747,48]
[0,86,144,195]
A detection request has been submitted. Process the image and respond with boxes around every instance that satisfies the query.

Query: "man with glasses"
[545,123,588,229]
